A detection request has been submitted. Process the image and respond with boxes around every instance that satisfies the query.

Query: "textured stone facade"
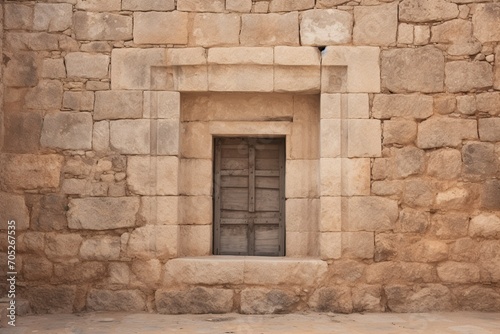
[1,0,500,315]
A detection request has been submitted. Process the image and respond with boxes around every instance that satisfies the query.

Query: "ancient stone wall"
[1,0,500,314]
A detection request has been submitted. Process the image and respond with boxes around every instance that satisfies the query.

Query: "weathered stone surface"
[404,239,448,262]
[450,238,479,262]
[479,119,500,142]
[123,0,175,10]
[190,13,240,47]
[134,12,188,45]
[177,0,225,12]
[108,263,130,285]
[353,3,397,46]
[130,259,162,286]
[343,197,398,232]
[125,225,178,259]
[319,232,341,260]
[74,12,132,41]
[301,9,352,45]
[31,194,69,232]
[481,180,500,210]
[445,61,493,92]
[164,258,243,285]
[463,142,497,180]
[41,112,92,150]
[0,193,29,230]
[456,95,476,115]
[352,285,384,312]
[429,213,468,239]
[3,52,38,87]
[477,92,500,116]
[399,208,430,233]
[93,121,109,152]
[94,91,143,120]
[309,287,353,313]
[399,0,458,23]
[269,0,314,11]
[0,154,63,191]
[383,120,417,145]
[226,0,252,12]
[434,95,456,115]
[417,117,477,149]
[341,232,374,259]
[41,58,66,79]
[319,158,340,196]
[65,53,109,79]
[144,91,180,119]
[381,46,445,93]
[427,149,462,180]
[347,119,381,157]
[28,286,76,314]
[75,0,121,11]
[241,13,299,46]
[470,214,500,238]
[208,64,273,92]
[275,66,321,93]
[394,146,426,178]
[431,19,481,56]
[80,236,121,260]
[472,3,500,43]
[456,286,500,311]
[68,197,140,230]
[241,288,299,314]
[479,240,500,282]
[179,159,212,196]
[3,112,42,153]
[53,261,106,284]
[403,179,436,208]
[109,120,150,155]
[33,3,72,32]
[25,80,63,110]
[179,225,211,256]
[87,290,145,311]
[373,94,433,120]
[63,91,94,111]
[156,287,233,314]
[127,156,179,195]
[45,233,83,262]
[385,284,454,312]
[366,262,437,284]
[138,196,179,226]
[5,3,33,30]
[23,256,53,281]
[341,158,370,196]
[496,46,500,90]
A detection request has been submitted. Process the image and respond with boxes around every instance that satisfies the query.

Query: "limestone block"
[134,12,188,45]
[319,232,341,260]
[284,160,317,198]
[127,156,179,195]
[394,146,426,179]
[372,94,433,120]
[0,154,64,191]
[470,214,500,239]
[320,196,341,232]
[76,0,121,11]
[347,119,381,158]
[108,263,130,285]
[80,236,121,260]
[319,158,341,196]
[462,142,497,180]
[41,112,92,150]
[41,58,66,79]
[23,256,53,281]
[109,120,150,154]
[456,95,476,115]
[68,197,140,230]
[28,286,76,314]
[164,258,244,285]
[427,149,462,180]
[472,4,500,43]
[346,94,369,119]
[342,232,374,259]
[402,179,436,208]
[429,212,469,239]
[208,65,273,92]
[404,240,448,262]
[174,65,209,92]
[322,46,380,93]
[445,61,493,92]
[477,92,500,116]
[496,46,500,90]
[456,286,500,312]
[381,46,444,93]
[65,53,109,79]
[94,91,143,120]
[25,80,63,110]
[5,4,33,30]
[431,19,481,56]
[437,262,480,283]
[269,0,314,12]
[179,159,212,196]
[157,119,180,155]
[320,94,341,119]
[180,122,211,159]
[156,288,233,314]
[253,1,269,12]
[417,117,477,149]
[398,23,413,44]
[308,287,353,313]
[241,288,299,314]
[180,196,212,224]
[366,262,437,284]
[123,0,175,10]
[479,240,500,281]
[353,3,397,46]
[286,199,319,232]
[275,66,320,93]
[3,112,42,153]
[0,193,30,230]
[190,13,240,47]
[372,180,404,197]
[289,95,320,160]
[275,46,320,66]
[167,48,207,66]
[341,158,371,196]
[130,259,162,286]
[399,0,458,22]
[479,118,500,142]
[383,120,417,145]
[74,12,132,41]
[385,284,454,312]
[45,233,83,261]
[209,121,291,137]
[87,290,145,311]
[414,25,429,46]
[352,285,384,312]
[52,261,107,284]
[301,9,352,45]
[179,225,212,256]
[226,0,252,12]
[286,232,316,257]
[34,3,72,32]
[93,121,109,151]
[138,196,179,226]
[449,238,479,263]
[320,119,341,158]
[434,95,456,115]
[4,52,38,87]
[61,179,87,195]
[177,0,225,12]
[63,91,94,111]
[126,225,178,259]
[144,91,180,119]
[343,196,399,232]
[241,13,299,46]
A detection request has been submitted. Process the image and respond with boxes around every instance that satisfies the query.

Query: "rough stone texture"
[479,118,500,142]
[110,120,150,155]
[347,120,381,157]
[470,214,500,239]
[472,3,500,43]
[27,286,76,314]
[94,91,143,120]
[0,192,30,230]
[125,225,178,259]
[25,80,63,110]
[373,94,433,120]
[65,53,109,79]
[417,117,477,149]
[430,19,481,56]
[341,232,375,259]
[385,284,454,312]
[45,233,83,262]
[177,0,225,12]
[241,13,299,46]
[381,46,444,93]
[445,61,493,92]
[343,197,399,232]
[481,180,500,210]
[457,286,500,311]
[477,92,500,116]
[53,261,106,284]
[41,112,92,150]
[383,120,417,145]
[226,0,252,12]
[74,12,132,41]
[68,197,140,230]
[75,0,121,11]
[33,3,72,32]
[80,236,121,261]
[241,288,299,314]
[301,9,353,46]
[427,149,462,180]
[462,142,497,180]
[191,13,240,47]
[399,0,458,23]
[134,12,188,45]
[127,156,179,196]
[87,290,145,311]
[123,0,175,10]
[63,91,94,111]
[309,287,353,313]
[3,52,38,87]
[3,112,42,153]
[41,58,66,79]
[156,288,233,314]
[353,3,397,46]
[496,46,500,90]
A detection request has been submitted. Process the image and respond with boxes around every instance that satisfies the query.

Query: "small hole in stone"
[317,46,326,52]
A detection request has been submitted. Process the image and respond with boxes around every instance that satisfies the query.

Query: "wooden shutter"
[214,137,285,256]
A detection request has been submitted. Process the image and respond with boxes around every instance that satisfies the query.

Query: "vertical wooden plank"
[248,143,256,213]
[248,219,255,255]
[213,138,222,255]
[278,138,286,256]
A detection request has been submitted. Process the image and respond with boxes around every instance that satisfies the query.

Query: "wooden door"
[213,137,285,256]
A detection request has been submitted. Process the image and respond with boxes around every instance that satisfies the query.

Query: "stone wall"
[1,0,500,314]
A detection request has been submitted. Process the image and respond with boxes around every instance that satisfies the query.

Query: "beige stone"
[23,256,53,281]
[457,286,500,312]
[87,290,145,312]
[177,0,225,12]
[53,261,107,284]
[462,142,497,180]
[320,94,341,119]
[74,12,132,41]
[0,193,30,230]
[470,214,500,238]
[94,91,143,120]
[402,179,436,208]
[417,117,477,149]
[164,257,244,285]
[479,119,500,142]
[445,61,493,92]
[138,196,178,226]
[241,288,299,314]
[123,0,175,10]
[399,0,458,23]
[352,285,384,312]
[341,158,371,196]
[93,121,109,151]
[319,232,341,260]
[456,95,476,115]
[180,122,211,159]
[398,23,413,44]
[414,25,430,45]
[427,149,462,180]
[381,46,444,93]
[495,46,500,90]
[286,199,319,232]
[434,95,456,115]
[180,196,212,225]
[383,120,417,145]
[437,262,480,283]
[191,14,240,47]
[63,91,94,111]
[75,0,120,10]
[319,197,341,232]
[4,52,38,87]
[109,120,150,155]
[450,238,479,263]
[404,240,448,262]
[80,236,121,261]
[34,3,72,32]
[134,12,188,45]
[371,180,403,196]
[208,47,273,65]
[226,0,252,12]
[274,46,319,66]
[346,94,369,119]
[41,112,92,150]
[472,4,500,43]
[65,52,109,79]
[477,92,500,116]
[431,19,481,56]
[430,212,469,239]
[130,259,162,286]
[343,196,399,232]
[5,4,33,30]
[28,286,76,314]
[309,287,353,313]
[179,159,211,196]
[319,158,341,196]
[347,119,381,158]
[25,80,63,110]
[125,225,178,259]
[156,288,233,314]
[479,240,500,281]
[301,9,352,45]
[41,58,66,79]
[290,95,320,159]
[269,0,314,11]
[45,233,83,261]
[208,65,273,92]
[320,119,341,158]
[373,94,433,120]
[127,156,179,196]
[179,225,212,256]
[275,66,321,93]
[399,209,430,233]
[394,146,426,178]
[385,284,454,312]
[353,3,397,46]
[253,1,269,13]
[156,119,180,155]
[144,91,181,119]
[108,263,130,285]
[341,232,374,259]
[241,13,299,46]
[286,231,317,257]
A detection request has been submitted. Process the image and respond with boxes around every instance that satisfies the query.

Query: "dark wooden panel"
[220,218,249,225]
[255,188,280,212]
[255,225,280,255]
[221,157,248,170]
[254,218,280,225]
[220,175,248,188]
[221,211,280,219]
[255,158,279,170]
[256,148,280,159]
[220,225,248,254]
[221,147,248,158]
[221,188,248,211]
[256,176,279,189]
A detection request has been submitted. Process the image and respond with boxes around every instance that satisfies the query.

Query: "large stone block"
[343,196,398,232]
[353,3,397,46]
[456,286,500,312]
[226,0,252,12]
[23,255,53,281]
[417,117,477,149]
[430,19,481,56]
[25,80,63,110]
[478,118,500,141]
[134,12,188,45]
[63,91,94,111]
[94,91,143,120]
[372,94,433,120]
[68,197,140,230]
[41,112,92,150]
[3,112,42,153]
[241,13,299,46]
[347,119,381,158]
[5,3,33,30]
[308,287,353,313]
[27,286,76,314]
[481,180,500,210]
[341,232,374,259]
[41,58,66,79]
[462,142,497,180]
[80,236,121,260]
[472,3,500,43]
[319,232,341,260]
[269,0,314,12]
[180,196,212,224]
[319,196,341,232]
[156,288,233,314]
[352,285,384,312]
[477,92,500,116]
[177,0,225,12]
[286,199,319,232]
[285,160,318,198]
[385,284,454,312]
[190,13,240,47]
[45,233,83,261]
[320,119,341,158]
[53,261,106,284]
[164,257,244,285]
[65,53,109,79]
[383,120,417,145]
[180,122,211,159]
[87,290,145,311]
[394,146,426,179]
[320,158,341,196]
[399,0,458,23]
[208,47,273,65]
[138,196,179,225]
[241,288,299,314]
[301,9,352,45]
[179,159,211,196]
[445,61,493,92]
[93,121,109,152]
[496,46,500,90]
[3,52,38,87]
[437,262,480,283]
[127,156,179,195]
[404,239,448,262]
[427,148,462,180]
[125,225,179,259]
[275,66,320,93]
[74,12,132,41]
[320,93,341,119]
[123,0,175,10]
[144,91,181,119]
[179,225,212,256]
[33,3,72,32]
[479,240,500,282]
[381,46,444,93]
[110,120,150,154]
[0,192,30,230]
[341,158,371,196]
[0,154,63,191]
[208,65,273,92]
[470,214,500,238]
[429,212,469,239]
[76,0,121,11]
[130,259,162,286]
